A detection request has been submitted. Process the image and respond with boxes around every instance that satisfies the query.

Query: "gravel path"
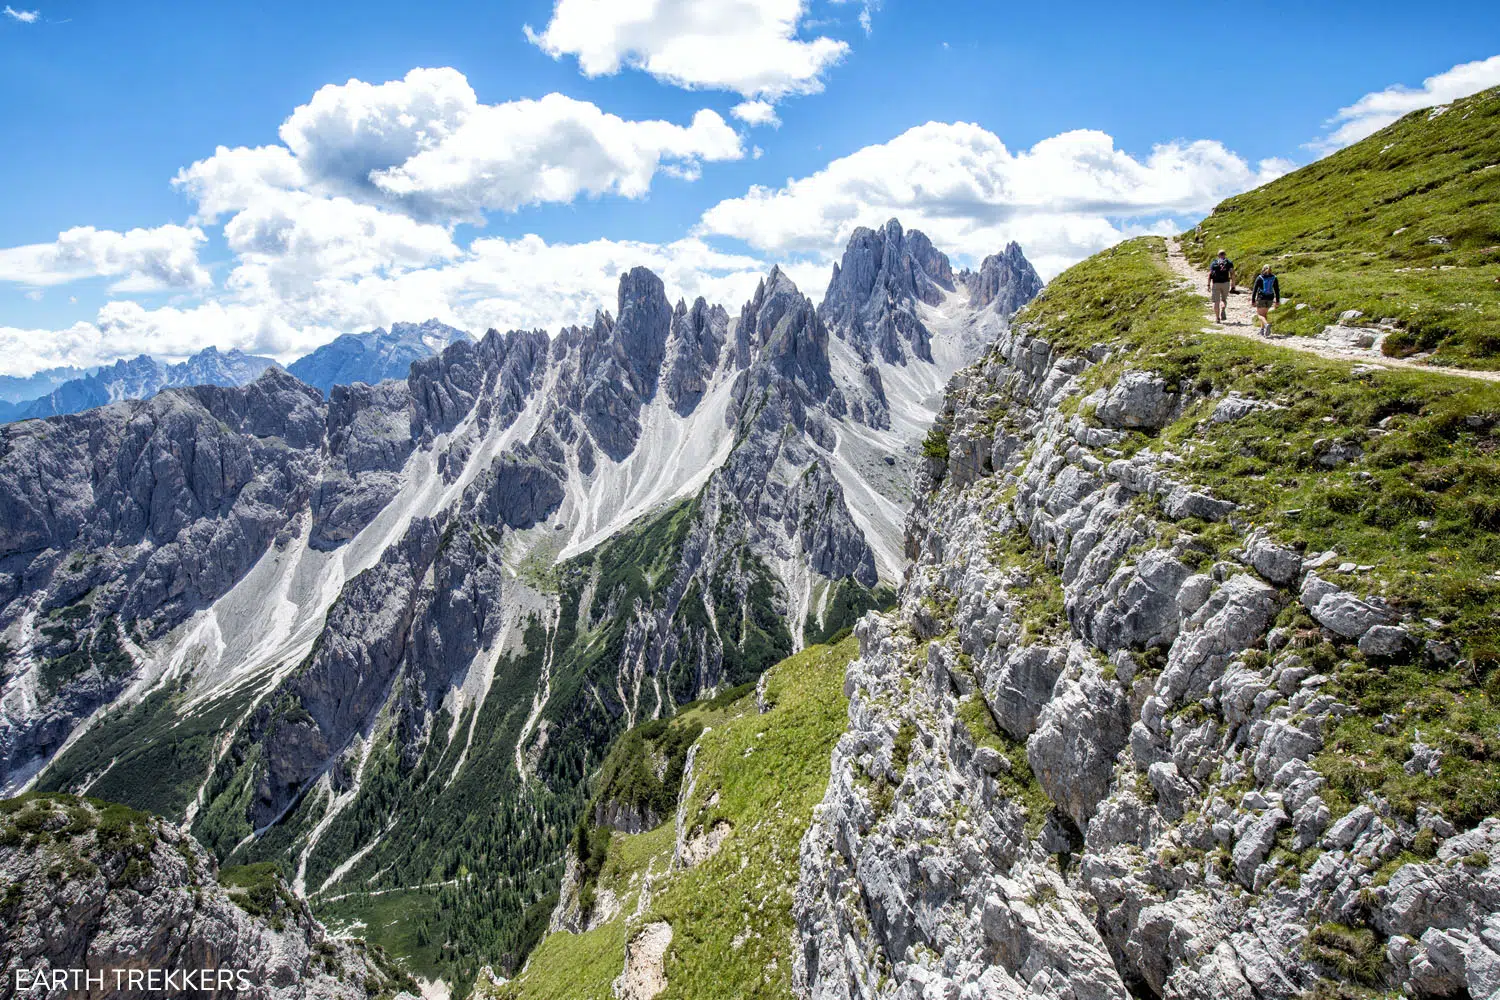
[1164,238,1500,384]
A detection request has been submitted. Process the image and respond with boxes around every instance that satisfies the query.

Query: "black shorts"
[1254,294,1276,308]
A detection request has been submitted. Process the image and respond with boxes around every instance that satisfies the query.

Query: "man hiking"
[1207,250,1234,322]
[1251,264,1281,333]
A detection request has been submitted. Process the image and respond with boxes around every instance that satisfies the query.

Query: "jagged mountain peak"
[612,265,672,397]
[0,219,1046,989]
[965,240,1045,315]
[818,217,962,365]
[735,264,834,402]
[6,344,277,421]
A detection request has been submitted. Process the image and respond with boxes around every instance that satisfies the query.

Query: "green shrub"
[1303,923,1384,984]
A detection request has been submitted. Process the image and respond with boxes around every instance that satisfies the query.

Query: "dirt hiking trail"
[1164,238,1500,384]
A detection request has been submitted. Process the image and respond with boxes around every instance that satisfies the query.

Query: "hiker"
[1207,250,1234,322]
[1251,265,1281,332]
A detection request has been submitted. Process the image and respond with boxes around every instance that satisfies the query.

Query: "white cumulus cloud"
[731,100,781,127]
[0,224,211,292]
[698,121,1290,277]
[1313,54,1500,153]
[178,68,743,224]
[0,66,766,377]
[525,0,849,100]
[370,97,742,220]
[173,144,306,224]
[3,6,39,23]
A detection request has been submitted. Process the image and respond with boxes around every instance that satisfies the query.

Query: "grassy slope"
[1020,231,1500,824]
[487,635,857,1000]
[1181,86,1500,368]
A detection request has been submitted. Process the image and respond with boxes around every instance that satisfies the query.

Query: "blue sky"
[1,0,1497,375]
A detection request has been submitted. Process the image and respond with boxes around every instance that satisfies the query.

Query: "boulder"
[1240,529,1301,586]
[1359,624,1413,659]
[1300,572,1393,638]
[1096,372,1178,429]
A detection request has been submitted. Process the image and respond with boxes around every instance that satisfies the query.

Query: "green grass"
[219,861,298,928]
[492,636,857,1000]
[955,693,1054,835]
[485,915,627,1000]
[1303,923,1384,985]
[1180,86,1500,368]
[987,527,1068,643]
[319,889,446,982]
[1011,225,1500,833]
[1020,237,1500,665]
[1315,660,1500,827]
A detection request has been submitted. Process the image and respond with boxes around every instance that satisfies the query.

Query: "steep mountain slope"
[5,346,277,422]
[288,319,471,393]
[0,792,415,998]
[795,234,1500,1000]
[486,637,857,1000]
[788,105,1500,1000]
[0,221,1041,989]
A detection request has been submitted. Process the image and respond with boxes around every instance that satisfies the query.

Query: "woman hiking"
[1251,265,1280,333]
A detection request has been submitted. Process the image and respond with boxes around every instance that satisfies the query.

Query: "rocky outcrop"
[614,921,673,1000]
[738,267,836,402]
[0,794,413,999]
[663,297,729,415]
[794,319,1490,1000]
[310,379,416,548]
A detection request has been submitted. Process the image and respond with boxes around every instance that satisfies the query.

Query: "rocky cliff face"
[0,794,413,999]
[792,305,1500,1000]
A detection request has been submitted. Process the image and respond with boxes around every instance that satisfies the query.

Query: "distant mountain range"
[0,365,93,404]
[0,348,277,423]
[0,320,474,424]
[286,319,470,392]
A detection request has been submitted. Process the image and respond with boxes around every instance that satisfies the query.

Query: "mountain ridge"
[3,345,278,423]
[0,220,1044,988]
